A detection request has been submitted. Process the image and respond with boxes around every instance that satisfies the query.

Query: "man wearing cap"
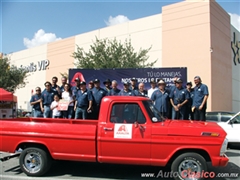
[108,80,121,96]
[151,79,170,118]
[169,78,189,120]
[119,82,134,96]
[148,79,158,98]
[135,83,148,97]
[41,81,58,118]
[186,81,194,120]
[74,81,93,119]
[72,78,81,98]
[92,79,107,119]
[88,81,94,91]
[103,79,112,93]
[129,77,138,95]
[192,76,209,121]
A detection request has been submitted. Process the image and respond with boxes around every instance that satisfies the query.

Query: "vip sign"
[231,32,240,66]
[20,59,50,72]
[114,124,132,139]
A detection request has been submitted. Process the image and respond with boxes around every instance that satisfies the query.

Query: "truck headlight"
[220,138,228,156]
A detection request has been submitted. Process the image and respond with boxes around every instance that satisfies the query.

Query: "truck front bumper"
[211,154,229,167]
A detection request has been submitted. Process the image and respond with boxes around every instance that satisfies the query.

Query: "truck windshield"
[142,100,164,122]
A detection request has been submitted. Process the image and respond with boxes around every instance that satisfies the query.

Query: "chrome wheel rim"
[24,152,42,173]
[178,159,201,180]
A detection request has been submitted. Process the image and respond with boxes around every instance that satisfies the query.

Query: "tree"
[73,37,157,69]
[0,57,28,93]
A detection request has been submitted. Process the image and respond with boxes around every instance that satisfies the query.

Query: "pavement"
[0,149,240,180]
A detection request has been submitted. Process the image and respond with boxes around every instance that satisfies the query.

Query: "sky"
[1,0,240,54]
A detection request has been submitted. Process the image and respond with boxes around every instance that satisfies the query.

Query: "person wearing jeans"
[41,81,57,118]
[74,81,93,120]
[169,78,189,120]
[30,87,43,117]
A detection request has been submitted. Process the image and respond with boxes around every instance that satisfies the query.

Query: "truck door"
[98,102,151,165]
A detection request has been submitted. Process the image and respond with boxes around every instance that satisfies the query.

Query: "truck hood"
[152,120,226,138]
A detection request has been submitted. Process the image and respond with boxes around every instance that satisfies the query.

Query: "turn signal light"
[201,132,219,137]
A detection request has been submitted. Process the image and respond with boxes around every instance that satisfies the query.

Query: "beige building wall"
[209,1,232,111]
[75,14,162,67]
[162,0,233,111]
[231,26,240,112]
[10,45,48,110]
[46,37,75,82]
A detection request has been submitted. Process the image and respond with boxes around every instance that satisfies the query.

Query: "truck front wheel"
[171,153,207,180]
[19,147,52,176]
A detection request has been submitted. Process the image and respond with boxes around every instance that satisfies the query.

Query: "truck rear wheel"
[19,147,52,176]
[171,153,207,180]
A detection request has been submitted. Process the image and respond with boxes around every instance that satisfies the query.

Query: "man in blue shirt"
[108,80,120,96]
[60,76,68,92]
[103,79,112,93]
[129,77,138,95]
[72,78,81,98]
[74,81,93,119]
[52,76,61,96]
[92,79,107,119]
[119,82,134,96]
[41,82,57,118]
[192,76,209,121]
[151,79,170,118]
[135,83,148,97]
[169,78,189,120]
[30,87,43,117]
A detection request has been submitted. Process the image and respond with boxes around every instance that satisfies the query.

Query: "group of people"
[30,75,209,121]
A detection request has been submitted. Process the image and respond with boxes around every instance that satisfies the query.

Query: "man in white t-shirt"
[148,79,158,98]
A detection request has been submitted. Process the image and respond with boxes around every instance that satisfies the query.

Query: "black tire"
[19,147,52,176]
[171,153,207,180]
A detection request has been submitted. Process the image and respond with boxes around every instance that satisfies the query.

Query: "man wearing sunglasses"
[41,82,57,118]
[30,87,43,117]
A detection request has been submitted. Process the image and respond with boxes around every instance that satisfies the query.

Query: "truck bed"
[0,117,98,162]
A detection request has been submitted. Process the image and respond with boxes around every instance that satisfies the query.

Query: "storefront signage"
[231,32,240,66]
[20,59,50,72]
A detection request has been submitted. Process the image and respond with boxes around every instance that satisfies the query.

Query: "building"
[7,0,240,112]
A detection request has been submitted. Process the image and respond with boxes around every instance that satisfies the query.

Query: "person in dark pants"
[41,82,57,118]
[74,81,93,119]
[91,79,107,119]
[30,87,43,117]
[108,80,121,96]
[185,81,194,120]
[192,76,209,121]
[151,80,170,118]
[169,78,189,120]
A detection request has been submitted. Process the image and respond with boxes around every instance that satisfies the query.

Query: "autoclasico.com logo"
[141,170,239,179]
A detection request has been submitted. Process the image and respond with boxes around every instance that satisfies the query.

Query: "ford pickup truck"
[0,96,228,180]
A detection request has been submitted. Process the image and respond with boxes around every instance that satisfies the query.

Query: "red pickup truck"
[0,96,228,180]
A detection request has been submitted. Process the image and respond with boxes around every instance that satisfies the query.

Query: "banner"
[57,100,69,111]
[69,68,187,89]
